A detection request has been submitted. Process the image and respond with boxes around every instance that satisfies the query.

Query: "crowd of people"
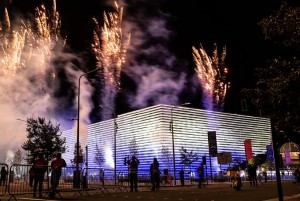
[8,153,300,195]
[0,152,67,198]
[126,155,206,192]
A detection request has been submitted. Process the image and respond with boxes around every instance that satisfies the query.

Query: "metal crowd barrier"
[6,164,84,200]
[81,168,159,193]
[83,168,130,193]
[1,164,178,200]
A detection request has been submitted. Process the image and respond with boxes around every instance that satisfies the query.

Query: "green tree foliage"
[242,1,300,144]
[21,117,66,162]
[179,146,198,170]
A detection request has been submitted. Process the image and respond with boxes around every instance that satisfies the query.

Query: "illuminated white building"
[62,104,271,179]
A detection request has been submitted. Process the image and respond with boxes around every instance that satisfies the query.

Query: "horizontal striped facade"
[62,104,271,178]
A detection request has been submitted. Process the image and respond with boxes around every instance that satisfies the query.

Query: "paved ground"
[1,180,300,201]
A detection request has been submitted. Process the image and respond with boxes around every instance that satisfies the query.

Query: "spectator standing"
[33,153,47,198]
[0,166,7,186]
[28,166,35,187]
[179,169,185,187]
[49,152,66,198]
[197,162,204,188]
[231,173,242,191]
[248,164,258,187]
[263,171,268,183]
[150,157,160,191]
[293,167,300,183]
[128,156,139,192]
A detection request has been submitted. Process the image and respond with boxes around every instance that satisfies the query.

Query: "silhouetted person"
[29,166,35,187]
[33,153,47,198]
[293,167,300,183]
[197,162,204,188]
[248,164,258,187]
[128,156,139,192]
[231,173,242,191]
[0,166,7,186]
[263,171,267,182]
[179,169,184,186]
[150,157,160,191]
[49,152,66,198]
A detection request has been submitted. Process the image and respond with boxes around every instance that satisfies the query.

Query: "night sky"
[1,0,297,162]
[2,0,284,120]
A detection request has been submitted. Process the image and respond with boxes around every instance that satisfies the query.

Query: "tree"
[253,154,267,166]
[241,1,300,145]
[129,137,138,157]
[13,149,23,164]
[22,116,66,162]
[12,149,23,177]
[258,1,300,50]
[94,143,105,167]
[179,146,198,172]
[70,142,84,167]
[161,145,171,170]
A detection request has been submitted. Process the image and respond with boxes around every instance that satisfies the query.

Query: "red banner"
[244,139,253,160]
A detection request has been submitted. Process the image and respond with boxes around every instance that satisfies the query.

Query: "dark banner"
[217,152,232,164]
[208,131,217,157]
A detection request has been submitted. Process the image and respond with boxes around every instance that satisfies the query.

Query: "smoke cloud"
[121,1,188,109]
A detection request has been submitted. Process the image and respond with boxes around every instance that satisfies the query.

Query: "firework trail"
[192,43,229,111]
[0,0,63,90]
[24,0,63,94]
[92,1,131,120]
[0,7,26,77]
[0,1,67,162]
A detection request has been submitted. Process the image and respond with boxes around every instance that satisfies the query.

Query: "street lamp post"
[170,103,190,186]
[16,118,27,122]
[100,104,118,185]
[257,81,283,201]
[74,67,100,188]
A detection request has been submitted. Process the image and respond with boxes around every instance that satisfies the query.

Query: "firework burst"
[0,0,63,92]
[27,0,62,94]
[192,43,229,111]
[92,1,131,119]
[0,8,26,77]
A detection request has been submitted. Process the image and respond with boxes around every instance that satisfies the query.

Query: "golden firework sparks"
[0,8,26,76]
[92,1,131,118]
[192,43,229,111]
[27,0,62,93]
[0,0,63,93]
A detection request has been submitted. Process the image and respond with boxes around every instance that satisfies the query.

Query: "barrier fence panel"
[83,168,130,193]
[55,166,81,192]
[6,164,84,200]
[0,163,8,196]
[137,173,151,191]
[82,167,103,191]
[8,164,48,196]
